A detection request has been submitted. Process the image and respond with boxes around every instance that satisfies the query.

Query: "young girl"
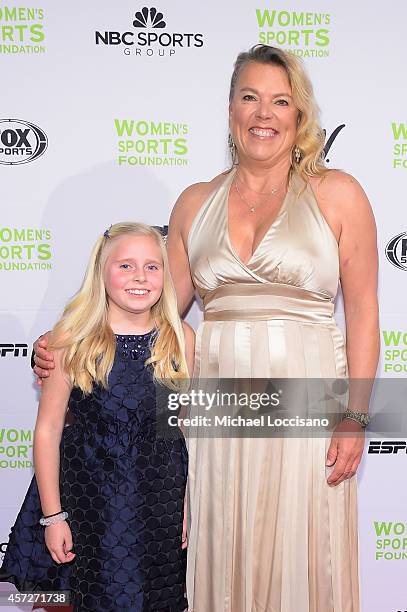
[0,222,194,611]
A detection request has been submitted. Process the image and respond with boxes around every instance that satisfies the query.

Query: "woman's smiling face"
[229,61,299,166]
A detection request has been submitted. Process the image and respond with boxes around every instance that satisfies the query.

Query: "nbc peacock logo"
[133,7,166,29]
[95,7,204,57]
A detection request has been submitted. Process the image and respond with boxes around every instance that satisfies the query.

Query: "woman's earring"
[294,145,301,164]
[228,133,238,165]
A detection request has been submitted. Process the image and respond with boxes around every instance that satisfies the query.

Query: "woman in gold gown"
[167,45,379,611]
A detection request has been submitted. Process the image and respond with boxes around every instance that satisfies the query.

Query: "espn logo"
[0,343,28,357]
[368,441,407,454]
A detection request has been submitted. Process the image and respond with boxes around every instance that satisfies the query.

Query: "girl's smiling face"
[104,234,164,319]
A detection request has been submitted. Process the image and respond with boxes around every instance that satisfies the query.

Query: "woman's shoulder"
[168,170,232,242]
[171,170,231,218]
[308,169,373,238]
[309,169,368,205]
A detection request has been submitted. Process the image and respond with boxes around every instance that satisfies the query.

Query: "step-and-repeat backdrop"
[1,1,406,610]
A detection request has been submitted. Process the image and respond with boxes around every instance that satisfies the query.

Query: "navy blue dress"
[0,332,188,611]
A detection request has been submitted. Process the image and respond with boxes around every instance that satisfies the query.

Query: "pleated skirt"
[186,319,360,612]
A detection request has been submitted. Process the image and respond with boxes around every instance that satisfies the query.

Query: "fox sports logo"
[0,119,48,165]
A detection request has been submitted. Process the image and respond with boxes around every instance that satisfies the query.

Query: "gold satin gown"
[185,168,359,612]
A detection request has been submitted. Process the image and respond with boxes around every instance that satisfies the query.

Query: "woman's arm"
[182,320,196,377]
[315,171,379,485]
[338,177,379,377]
[167,179,222,316]
[181,321,195,549]
[167,190,197,316]
[325,172,379,387]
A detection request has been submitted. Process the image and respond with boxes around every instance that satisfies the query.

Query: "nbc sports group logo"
[0,119,48,165]
[95,7,204,57]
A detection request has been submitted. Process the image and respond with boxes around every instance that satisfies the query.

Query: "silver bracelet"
[343,409,370,428]
[39,511,69,526]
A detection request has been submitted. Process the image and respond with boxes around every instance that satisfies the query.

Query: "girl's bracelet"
[43,510,63,519]
[39,511,69,526]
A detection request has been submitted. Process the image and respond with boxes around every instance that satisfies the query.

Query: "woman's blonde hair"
[229,44,327,180]
[50,222,188,393]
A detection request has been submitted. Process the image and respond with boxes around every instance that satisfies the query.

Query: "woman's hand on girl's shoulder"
[182,321,195,377]
[33,331,54,385]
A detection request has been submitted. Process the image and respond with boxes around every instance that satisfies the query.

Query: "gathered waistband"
[203,283,335,324]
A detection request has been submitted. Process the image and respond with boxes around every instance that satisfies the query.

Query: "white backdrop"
[1,1,407,610]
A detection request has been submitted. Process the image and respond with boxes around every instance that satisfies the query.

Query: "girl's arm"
[34,347,76,564]
[34,347,72,515]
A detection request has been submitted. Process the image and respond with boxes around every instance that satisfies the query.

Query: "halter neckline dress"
[186,168,359,612]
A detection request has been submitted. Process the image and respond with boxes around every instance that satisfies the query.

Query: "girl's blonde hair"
[50,222,188,393]
[229,44,327,181]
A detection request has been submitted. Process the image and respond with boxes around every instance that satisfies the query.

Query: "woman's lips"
[249,127,278,137]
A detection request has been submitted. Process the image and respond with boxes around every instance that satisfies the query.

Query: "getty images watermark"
[166,388,329,430]
[155,378,407,439]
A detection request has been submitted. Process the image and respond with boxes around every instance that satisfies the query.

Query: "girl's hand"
[44,522,75,564]
[33,332,54,385]
[326,419,365,486]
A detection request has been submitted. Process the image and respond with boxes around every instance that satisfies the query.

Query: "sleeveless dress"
[0,332,188,612]
[186,168,359,612]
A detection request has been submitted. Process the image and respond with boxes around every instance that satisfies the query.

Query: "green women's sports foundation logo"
[0,6,45,54]
[115,118,189,167]
[0,428,33,469]
[255,7,331,58]
[374,521,407,561]
[382,330,407,374]
[392,122,407,169]
[0,227,52,271]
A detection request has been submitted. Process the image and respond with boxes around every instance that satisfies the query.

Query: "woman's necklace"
[234,173,285,213]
